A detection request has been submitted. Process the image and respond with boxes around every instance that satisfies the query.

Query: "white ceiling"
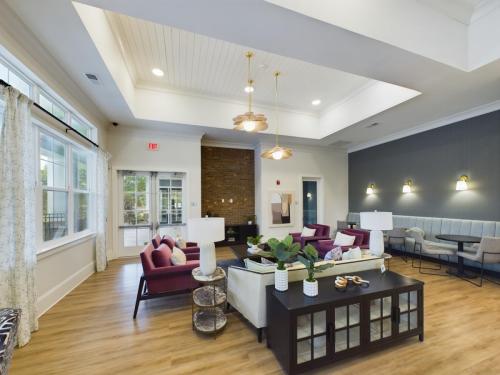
[105,11,371,113]
[419,0,492,24]
[3,0,500,151]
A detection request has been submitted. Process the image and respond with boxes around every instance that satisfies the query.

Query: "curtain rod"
[0,78,99,148]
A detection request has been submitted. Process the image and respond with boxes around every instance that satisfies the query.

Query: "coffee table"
[435,234,481,278]
[230,244,268,261]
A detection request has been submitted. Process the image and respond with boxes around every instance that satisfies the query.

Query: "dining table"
[435,234,481,278]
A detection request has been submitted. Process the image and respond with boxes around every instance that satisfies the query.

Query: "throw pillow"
[301,227,316,237]
[341,230,364,246]
[333,232,356,247]
[160,235,175,249]
[341,247,362,261]
[152,246,172,267]
[171,246,187,265]
[175,237,187,249]
[407,227,425,240]
[324,246,343,261]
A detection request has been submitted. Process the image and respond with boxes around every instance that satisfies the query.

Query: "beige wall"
[106,126,202,258]
[255,143,348,240]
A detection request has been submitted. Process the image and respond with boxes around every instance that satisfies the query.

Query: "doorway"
[117,171,186,257]
[302,179,318,225]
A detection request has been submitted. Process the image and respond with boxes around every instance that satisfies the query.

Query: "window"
[38,129,95,249]
[122,174,150,226]
[71,116,92,139]
[0,55,98,142]
[0,59,31,97]
[39,92,67,121]
[159,177,184,225]
[40,133,68,241]
[72,147,89,233]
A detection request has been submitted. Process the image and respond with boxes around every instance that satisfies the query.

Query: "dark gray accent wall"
[349,110,500,221]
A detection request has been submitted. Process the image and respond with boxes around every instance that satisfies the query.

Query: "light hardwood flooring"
[10,248,500,375]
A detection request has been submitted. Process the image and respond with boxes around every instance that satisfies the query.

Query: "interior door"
[118,171,154,257]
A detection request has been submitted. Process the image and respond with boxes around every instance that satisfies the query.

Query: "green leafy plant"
[260,235,301,270]
[247,234,263,246]
[298,245,334,282]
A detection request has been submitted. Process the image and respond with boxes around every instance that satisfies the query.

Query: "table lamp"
[188,217,225,275]
[360,211,393,257]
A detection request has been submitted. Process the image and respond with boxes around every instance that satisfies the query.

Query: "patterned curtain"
[0,86,38,346]
[96,148,110,272]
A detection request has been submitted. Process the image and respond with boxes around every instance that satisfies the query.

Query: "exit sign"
[148,143,159,151]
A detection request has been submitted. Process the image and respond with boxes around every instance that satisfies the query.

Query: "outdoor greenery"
[261,235,301,271]
[298,244,334,282]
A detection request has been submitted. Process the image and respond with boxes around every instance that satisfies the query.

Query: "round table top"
[435,234,481,243]
[192,267,226,282]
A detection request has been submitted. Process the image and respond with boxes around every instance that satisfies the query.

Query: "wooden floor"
[10,248,500,375]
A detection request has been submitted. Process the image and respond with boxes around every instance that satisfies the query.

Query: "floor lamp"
[360,212,393,257]
[187,217,225,276]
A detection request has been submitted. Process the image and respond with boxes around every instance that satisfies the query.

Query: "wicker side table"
[191,267,227,336]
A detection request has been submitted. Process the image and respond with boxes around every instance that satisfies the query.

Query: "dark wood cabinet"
[215,224,258,247]
[266,270,424,374]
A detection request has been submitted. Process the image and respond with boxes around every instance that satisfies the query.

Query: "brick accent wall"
[201,146,255,225]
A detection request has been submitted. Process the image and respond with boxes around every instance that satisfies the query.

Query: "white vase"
[200,242,216,276]
[303,279,318,297]
[247,244,259,254]
[275,268,288,291]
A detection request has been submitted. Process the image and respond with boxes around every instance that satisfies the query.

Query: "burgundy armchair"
[152,234,200,256]
[317,228,370,259]
[290,224,331,250]
[133,243,200,319]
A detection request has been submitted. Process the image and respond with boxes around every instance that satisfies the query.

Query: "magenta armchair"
[290,224,331,250]
[133,243,200,318]
[152,234,200,255]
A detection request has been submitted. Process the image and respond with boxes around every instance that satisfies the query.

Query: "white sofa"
[227,255,383,340]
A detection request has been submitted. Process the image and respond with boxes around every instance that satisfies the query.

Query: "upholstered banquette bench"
[347,212,500,272]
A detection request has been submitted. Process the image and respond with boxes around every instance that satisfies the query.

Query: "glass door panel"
[398,290,419,334]
[370,296,392,342]
[296,310,328,365]
[333,303,360,353]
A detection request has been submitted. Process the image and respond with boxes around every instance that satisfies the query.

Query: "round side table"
[191,267,227,336]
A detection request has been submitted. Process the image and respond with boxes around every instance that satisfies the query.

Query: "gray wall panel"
[348,110,500,220]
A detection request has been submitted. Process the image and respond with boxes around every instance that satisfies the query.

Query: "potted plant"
[247,234,263,254]
[247,215,256,225]
[298,245,334,297]
[261,235,301,291]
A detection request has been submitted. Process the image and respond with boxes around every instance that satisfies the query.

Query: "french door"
[117,171,186,257]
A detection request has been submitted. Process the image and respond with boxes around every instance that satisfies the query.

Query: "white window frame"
[35,120,96,253]
[157,173,186,226]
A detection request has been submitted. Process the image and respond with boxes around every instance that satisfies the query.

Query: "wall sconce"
[366,184,375,195]
[402,179,413,194]
[456,175,469,191]
[229,198,234,203]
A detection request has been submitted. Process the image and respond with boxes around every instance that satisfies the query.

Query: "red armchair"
[152,234,200,256]
[133,243,200,319]
[317,229,370,258]
[290,224,331,250]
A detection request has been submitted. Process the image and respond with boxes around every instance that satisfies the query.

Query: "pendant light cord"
[274,71,280,146]
[246,51,253,113]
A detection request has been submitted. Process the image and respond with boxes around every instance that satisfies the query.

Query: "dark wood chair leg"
[133,276,145,319]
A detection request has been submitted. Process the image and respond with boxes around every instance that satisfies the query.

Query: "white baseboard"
[37,261,95,318]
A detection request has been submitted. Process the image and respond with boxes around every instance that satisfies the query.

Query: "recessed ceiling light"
[244,85,254,93]
[312,99,321,106]
[152,68,164,77]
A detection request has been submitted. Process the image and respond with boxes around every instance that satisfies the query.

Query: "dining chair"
[456,237,500,287]
[406,228,456,276]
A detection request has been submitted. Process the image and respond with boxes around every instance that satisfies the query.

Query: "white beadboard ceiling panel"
[105,11,372,113]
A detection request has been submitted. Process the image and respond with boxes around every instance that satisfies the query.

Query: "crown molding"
[348,99,500,153]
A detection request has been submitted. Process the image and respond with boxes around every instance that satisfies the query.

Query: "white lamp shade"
[187,218,225,243]
[360,212,393,231]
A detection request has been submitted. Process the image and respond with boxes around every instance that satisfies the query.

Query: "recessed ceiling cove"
[75,2,420,140]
